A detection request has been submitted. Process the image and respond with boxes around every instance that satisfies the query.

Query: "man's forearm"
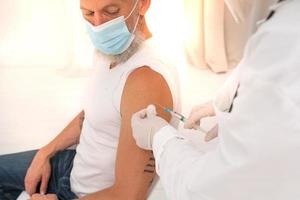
[40,111,85,158]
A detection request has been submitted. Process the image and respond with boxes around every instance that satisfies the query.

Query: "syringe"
[163,107,187,122]
[155,104,207,133]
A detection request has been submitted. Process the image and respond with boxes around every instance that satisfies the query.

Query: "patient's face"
[80,0,145,64]
[80,0,138,30]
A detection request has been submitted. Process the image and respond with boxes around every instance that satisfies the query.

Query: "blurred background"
[0,0,276,154]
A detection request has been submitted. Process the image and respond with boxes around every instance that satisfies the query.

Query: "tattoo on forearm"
[144,152,156,188]
[146,164,155,168]
[144,152,155,174]
[149,157,155,161]
[144,169,155,173]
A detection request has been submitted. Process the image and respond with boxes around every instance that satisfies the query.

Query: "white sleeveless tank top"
[70,38,181,197]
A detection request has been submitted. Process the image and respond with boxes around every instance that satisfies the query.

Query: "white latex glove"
[205,124,218,142]
[131,105,168,150]
[184,101,215,130]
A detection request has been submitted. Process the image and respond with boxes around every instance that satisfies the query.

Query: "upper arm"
[113,66,173,199]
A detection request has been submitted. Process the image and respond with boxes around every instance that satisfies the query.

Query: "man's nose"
[93,12,105,26]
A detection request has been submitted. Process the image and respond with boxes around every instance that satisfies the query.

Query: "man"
[0,0,180,199]
[131,0,300,199]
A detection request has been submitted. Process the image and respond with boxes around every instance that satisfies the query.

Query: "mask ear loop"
[125,0,140,20]
[125,0,140,34]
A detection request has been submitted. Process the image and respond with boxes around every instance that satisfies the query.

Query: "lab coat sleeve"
[213,66,240,112]
[153,126,208,199]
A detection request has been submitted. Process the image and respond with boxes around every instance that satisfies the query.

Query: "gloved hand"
[184,101,215,130]
[205,124,218,142]
[131,105,168,150]
[184,101,219,141]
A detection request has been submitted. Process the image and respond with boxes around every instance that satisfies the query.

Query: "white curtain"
[184,0,277,73]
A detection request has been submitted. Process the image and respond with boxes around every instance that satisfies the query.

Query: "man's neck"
[140,19,152,40]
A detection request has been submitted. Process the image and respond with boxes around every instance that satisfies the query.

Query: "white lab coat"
[152,0,300,199]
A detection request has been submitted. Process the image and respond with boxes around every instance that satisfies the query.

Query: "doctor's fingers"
[132,104,158,120]
[205,125,219,142]
[189,105,206,117]
[184,118,200,129]
[132,108,148,120]
[184,109,209,129]
[189,101,213,115]
[131,110,146,132]
[146,104,157,117]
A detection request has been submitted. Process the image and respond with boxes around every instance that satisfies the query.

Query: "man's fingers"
[25,176,39,195]
[31,193,45,200]
[40,172,50,195]
[31,193,58,200]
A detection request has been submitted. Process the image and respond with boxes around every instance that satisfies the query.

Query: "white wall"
[0,67,88,154]
[0,0,93,69]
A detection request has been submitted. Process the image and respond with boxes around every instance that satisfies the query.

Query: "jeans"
[0,150,77,200]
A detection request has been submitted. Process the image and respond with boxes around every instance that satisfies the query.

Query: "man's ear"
[138,0,151,16]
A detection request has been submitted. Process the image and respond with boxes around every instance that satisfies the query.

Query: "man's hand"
[31,193,58,200]
[131,105,168,150]
[25,149,52,195]
[184,101,215,130]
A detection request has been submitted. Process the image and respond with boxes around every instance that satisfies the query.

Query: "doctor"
[131,0,300,199]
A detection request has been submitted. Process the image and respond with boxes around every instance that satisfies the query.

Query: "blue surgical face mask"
[85,0,140,55]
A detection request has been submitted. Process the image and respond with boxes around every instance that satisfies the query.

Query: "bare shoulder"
[121,66,173,121]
